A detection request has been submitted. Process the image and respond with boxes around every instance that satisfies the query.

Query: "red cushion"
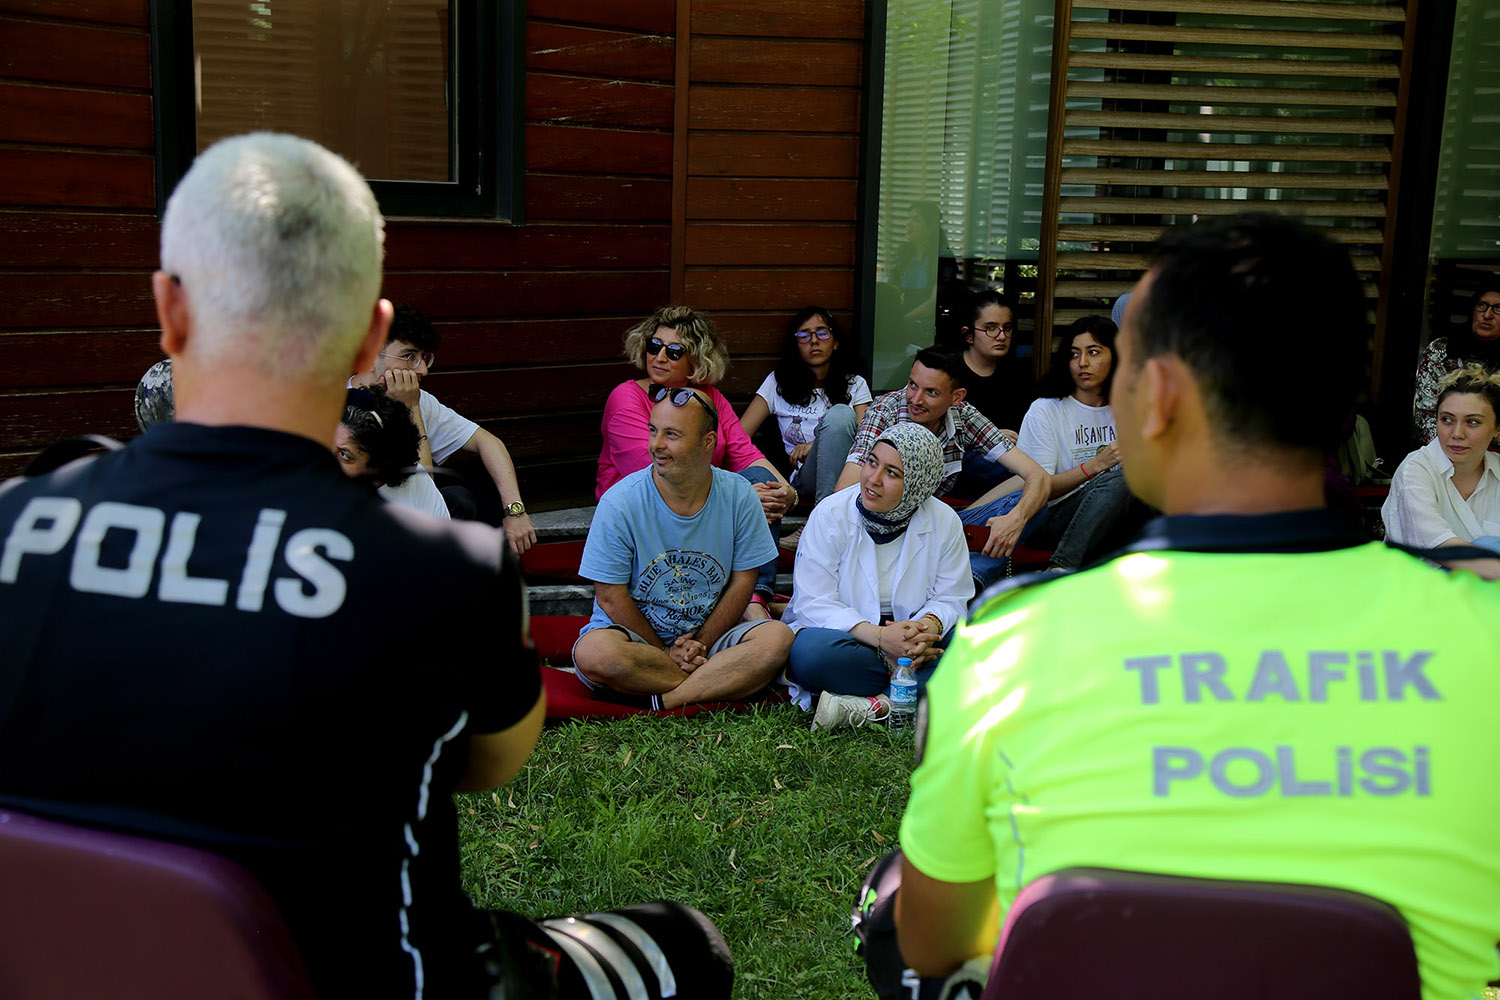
[540,668,787,720]
[960,523,1052,565]
[518,540,587,582]
[529,615,789,719]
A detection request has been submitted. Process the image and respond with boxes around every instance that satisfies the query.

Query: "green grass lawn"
[457,704,916,1000]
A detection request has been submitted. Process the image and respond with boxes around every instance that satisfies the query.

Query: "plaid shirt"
[846,390,1014,498]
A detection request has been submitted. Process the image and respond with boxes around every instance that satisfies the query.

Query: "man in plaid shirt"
[835,348,1050,587]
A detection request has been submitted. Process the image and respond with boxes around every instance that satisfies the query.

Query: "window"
[151,0,523,220]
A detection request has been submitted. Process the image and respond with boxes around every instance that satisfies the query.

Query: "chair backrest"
[981,867,1423,1000]
[0,809,316,1000]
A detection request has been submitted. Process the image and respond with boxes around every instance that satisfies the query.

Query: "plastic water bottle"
[888,657,918,732]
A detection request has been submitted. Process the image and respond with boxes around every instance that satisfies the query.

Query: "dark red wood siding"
[0,0,866,505]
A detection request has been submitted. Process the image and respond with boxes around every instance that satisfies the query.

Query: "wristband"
[1080,462,1095,480]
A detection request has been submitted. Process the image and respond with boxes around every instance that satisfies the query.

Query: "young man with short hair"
[352,303,537,554]
[836,348,1050,578]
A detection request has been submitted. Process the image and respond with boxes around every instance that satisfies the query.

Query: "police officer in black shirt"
[0,133,729,1000]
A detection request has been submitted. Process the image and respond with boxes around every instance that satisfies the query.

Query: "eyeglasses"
[645,337,689,362]
[379,349,435,370]
[795,327,834,342]
[975,323,1015,339]
[1475,302,1500,317]
[648,384,719,432]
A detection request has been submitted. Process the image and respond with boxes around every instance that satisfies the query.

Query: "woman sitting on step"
[781,422,973,731]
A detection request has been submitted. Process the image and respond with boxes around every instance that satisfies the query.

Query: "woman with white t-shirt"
[1384,365,1500,555]
[739,306,872,508]
[1016,315,1138,571]
[336,386,450,520]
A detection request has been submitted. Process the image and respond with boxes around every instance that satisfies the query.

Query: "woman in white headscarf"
[782,421,973,730]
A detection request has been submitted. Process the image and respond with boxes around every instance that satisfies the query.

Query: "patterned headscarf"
[855,421,945,544]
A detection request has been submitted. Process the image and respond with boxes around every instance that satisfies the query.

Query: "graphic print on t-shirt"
[635,549,727,638]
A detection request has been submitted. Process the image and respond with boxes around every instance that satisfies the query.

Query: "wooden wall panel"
[0,150,154,210]
[525,123,673,176]
[0,82,153,148]
[0,17,152,88]
[0,211,158,268]
[679,0,865,405]
[0,272,157,329]
[688,85,860,132]
[527,22,674,81]
[382,270,670,320]
[3,329,163,388]
[683,267,855,311]
[691,0,864,40]
[0,1,147,27]
[686,178,858,221]
[689,37,862,86]
[685,223,855,266]
[688,132,858,178]
[527,73,674,130]
[528,0,674,35]
[525,174,673,222]
[385,222,668,270]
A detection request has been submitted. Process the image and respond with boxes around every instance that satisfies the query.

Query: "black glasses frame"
[645,337,689,362]
[648,384,719,432]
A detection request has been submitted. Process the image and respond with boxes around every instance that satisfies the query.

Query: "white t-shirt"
[1383,437,1500,548]
[378,469,451,520]
[1017,395,1117,504]
[754,372,872,458]
[418,389,480,464]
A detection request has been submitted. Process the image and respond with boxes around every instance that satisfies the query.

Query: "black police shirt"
[0,422,540,998]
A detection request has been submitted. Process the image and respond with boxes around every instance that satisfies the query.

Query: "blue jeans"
[786,626,953,698]
[790,403,859,505]
[738,465,781,597]
[959,489,1046,591]
[1026,465,1133,570]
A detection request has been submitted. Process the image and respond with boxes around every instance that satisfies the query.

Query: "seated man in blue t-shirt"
[573,387,794,709]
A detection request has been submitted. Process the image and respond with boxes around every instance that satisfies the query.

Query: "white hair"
[160,132,385,377]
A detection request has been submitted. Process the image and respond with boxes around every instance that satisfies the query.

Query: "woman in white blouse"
[781,422,973,730]
[1384,365,1500,554]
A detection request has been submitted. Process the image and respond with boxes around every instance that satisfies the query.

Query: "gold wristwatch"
[504,501,526,518]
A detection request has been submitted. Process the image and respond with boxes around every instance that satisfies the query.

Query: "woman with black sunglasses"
[597,306,795,613]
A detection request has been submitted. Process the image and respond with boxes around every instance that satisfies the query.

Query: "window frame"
[149,0,524,222]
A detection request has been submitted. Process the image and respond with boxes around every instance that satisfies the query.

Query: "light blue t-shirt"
[580,466,777,642]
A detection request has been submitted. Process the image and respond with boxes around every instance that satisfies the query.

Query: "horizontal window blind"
[1037,0,1415,389]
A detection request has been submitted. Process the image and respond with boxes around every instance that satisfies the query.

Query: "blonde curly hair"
[623,306,729,385]
[1436,363,1500,420]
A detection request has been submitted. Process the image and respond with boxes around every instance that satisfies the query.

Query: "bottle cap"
[897,657,912,667]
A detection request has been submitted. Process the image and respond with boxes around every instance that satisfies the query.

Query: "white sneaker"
[812,692,891,731]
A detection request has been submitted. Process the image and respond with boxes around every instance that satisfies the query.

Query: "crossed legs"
[573,620,793,709]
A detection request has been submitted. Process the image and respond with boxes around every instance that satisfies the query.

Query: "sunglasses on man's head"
[648,384,719,432]
[645,337,689,362]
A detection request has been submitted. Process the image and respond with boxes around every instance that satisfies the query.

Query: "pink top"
[595,380,765,499]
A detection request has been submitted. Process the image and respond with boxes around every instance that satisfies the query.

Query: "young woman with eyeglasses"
[597,306,795,613]
[738,307,872,508]
[952,289,1036,437]
[1413,278,1500,446]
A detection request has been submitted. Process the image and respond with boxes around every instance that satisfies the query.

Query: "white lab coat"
[783,485,974,635]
